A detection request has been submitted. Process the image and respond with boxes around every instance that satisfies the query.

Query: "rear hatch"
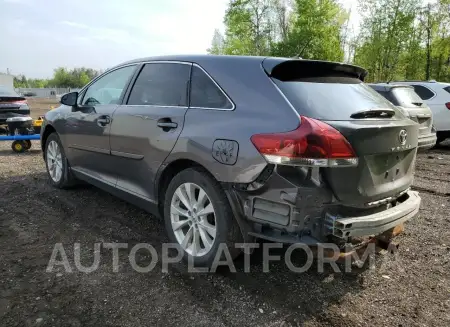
[0,87,29,121]
[263,59,419,207]
[390,86,433,137]
[0,96,27,110]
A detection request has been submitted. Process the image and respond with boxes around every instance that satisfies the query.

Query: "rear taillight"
[445,102,450,110]
[0,99,28,105]
[251,116,358,167]
[12,100,27,105]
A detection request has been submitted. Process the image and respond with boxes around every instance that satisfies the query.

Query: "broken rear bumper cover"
[227,167,421,247]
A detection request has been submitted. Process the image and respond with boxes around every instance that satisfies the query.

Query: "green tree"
[207,29,226,54]
[353,0,420,82]
[271,0,347,61]
[221,0,275,55]
[212,0,348,61]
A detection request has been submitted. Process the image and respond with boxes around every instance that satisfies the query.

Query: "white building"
[0,73,14,89]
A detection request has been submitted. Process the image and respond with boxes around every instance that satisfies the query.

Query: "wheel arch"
[41,124,56,153]
[155,159,216,216]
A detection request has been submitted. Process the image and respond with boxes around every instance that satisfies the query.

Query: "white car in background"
[394,81,450,145]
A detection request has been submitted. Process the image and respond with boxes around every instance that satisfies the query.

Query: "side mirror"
[60,92,78,106]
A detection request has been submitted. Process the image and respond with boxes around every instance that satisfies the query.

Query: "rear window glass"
[0,86,17,96]
[373,90,398,105]
[392,87,424,107]
[273,77,401,120]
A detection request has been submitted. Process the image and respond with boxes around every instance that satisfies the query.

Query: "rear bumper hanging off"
[324,191,420,238]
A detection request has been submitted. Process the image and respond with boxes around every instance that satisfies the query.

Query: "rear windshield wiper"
[350,109,395,119]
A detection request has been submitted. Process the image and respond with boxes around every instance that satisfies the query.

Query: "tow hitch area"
[319,223,404,263]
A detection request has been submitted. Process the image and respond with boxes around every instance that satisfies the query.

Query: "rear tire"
[44,133,77,189]
[163,167,242,267]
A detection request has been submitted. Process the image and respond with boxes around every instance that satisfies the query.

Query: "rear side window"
[128,63,191,107]
[273,77,400,120]
[411,85,435,100]
[392,87,424,107]
[189,66,233,109]
[444,86,450,94]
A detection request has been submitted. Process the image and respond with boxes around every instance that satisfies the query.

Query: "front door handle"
[157,119,178,130]
[97,116,111,126]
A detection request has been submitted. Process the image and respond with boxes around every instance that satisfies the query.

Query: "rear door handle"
[97,116,111,126]
[157,119,178,130]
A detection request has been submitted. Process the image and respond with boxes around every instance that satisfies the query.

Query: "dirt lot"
[26,98,59,119]
[0,99,449,327]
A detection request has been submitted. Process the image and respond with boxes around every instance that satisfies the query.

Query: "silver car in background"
[369,83,437,149]
[393,81,450,145]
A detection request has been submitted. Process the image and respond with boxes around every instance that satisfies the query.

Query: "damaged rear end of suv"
[226,58,421,259]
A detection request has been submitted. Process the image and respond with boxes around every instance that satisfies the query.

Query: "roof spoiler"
[262,58,368,82]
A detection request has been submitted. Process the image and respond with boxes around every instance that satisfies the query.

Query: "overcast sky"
[0,0,358,78]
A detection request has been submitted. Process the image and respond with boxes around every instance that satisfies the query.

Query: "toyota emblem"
[399,130,407,145]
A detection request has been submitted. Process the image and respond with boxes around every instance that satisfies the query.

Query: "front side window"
[127,63,191,107]
[82,65,136,106]
[411,85,435,100]
[189,66,233,109]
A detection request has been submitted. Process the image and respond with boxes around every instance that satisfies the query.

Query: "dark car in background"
[369,83,437,149]
[40,55,421,266]
[0,85,30,123]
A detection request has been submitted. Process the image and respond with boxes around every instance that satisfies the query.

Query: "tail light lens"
[251,116,358,167]
[0,99,27,105]
[12,100,27,105]
[445,102,450,110]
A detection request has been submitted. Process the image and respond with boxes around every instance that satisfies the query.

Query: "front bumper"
[324,191,420,238]
[417,133,437,150]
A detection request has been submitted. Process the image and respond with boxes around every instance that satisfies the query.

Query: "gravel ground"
[0,135,449,326]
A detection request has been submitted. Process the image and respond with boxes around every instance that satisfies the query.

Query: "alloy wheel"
[170,182,217,257]
[46,140,63,183]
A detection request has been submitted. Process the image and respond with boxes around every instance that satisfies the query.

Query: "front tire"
[163,167,241,267]
[44,133,77,188]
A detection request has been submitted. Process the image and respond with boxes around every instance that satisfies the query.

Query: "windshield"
[273,77,402,120]
[392,87,424,107]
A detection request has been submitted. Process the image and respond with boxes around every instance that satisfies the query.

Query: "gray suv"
[41,55,421,266]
